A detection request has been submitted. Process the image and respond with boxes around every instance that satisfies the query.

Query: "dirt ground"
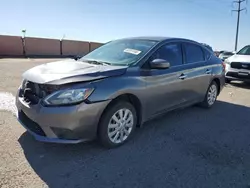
[1,58,250,188]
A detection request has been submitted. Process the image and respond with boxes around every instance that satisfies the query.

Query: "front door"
[141,42,188,118]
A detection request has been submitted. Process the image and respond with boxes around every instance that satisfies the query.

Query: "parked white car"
[224,45,250,83]
[219,51,234,61]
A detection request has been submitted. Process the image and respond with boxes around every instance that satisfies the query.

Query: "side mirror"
[150,59,170,69]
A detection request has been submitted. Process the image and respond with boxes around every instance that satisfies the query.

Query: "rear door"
[181,42,212,102]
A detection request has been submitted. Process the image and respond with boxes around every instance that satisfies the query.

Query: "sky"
[0,0,249,51]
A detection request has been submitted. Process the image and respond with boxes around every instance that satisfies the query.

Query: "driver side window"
[148,43,183,68]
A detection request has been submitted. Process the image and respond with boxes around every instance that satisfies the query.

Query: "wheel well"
[213,78,220,95]
[100,94,142,127]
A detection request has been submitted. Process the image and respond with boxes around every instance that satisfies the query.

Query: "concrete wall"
[25,37,60,56]
[90,42,103,52]
[62,40,89,56]
[0,35,23,56]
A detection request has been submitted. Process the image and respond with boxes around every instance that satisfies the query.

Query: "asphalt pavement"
[1,58,250,188]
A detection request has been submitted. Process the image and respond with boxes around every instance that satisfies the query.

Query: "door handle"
[179,74,187,80]
[205,69,212,74]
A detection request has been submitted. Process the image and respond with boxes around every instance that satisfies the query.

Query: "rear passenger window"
[184,43,205,64]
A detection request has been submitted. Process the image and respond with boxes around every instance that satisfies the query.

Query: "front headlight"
[43,88,94,106]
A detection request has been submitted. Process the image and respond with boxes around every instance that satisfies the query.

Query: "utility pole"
[21,29,26,57]
[232,0,247,51]
[60,34,65,56]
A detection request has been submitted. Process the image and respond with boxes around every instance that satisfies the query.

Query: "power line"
[232,0,247,51]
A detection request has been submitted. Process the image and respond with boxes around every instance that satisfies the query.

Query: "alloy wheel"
[207,84,217,106]
[107,108,134,144]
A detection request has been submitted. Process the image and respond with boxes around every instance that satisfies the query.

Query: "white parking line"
[0,92,17,116]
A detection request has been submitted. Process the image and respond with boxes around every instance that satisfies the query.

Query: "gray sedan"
[16,37,225,148]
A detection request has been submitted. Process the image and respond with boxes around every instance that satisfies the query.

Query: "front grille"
[20,81,64,105]
[22,81,40,105]
[231,62,250,70]
[226,72,250,79]
[18,110,46,136]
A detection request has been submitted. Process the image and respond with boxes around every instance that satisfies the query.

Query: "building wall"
[0,35,104,57]
[62,40,89,56]
[25,37,61,56]
[90,42,103,52]
[0,35,23,56]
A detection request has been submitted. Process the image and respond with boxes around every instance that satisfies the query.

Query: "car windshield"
[79,39,157,66]
[237,46,250,55]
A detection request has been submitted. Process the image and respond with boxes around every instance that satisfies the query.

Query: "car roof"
[120,36,171,41]
[118,36,199,43]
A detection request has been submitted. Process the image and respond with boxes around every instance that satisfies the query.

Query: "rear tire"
[200,81,218,108]
[98,101,137,148]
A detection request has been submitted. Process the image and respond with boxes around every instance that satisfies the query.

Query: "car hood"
[227,54,250,63]
[22,59,127,85]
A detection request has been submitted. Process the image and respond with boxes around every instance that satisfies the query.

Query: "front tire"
[98,101,137,148]
[200,81,218,108]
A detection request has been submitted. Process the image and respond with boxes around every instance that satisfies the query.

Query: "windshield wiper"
[83,60,111,66]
